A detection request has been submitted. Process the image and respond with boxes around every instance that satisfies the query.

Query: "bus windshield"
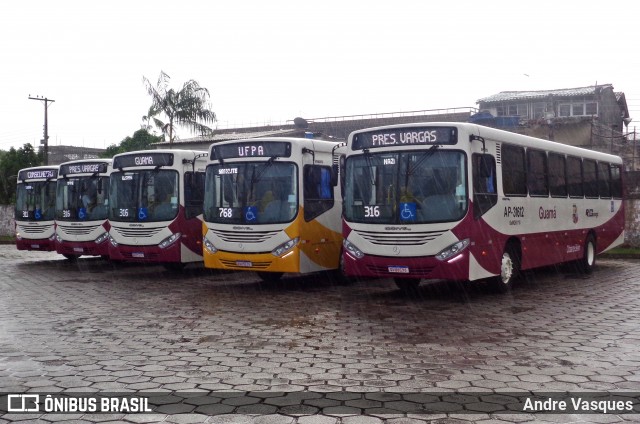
[204,162,297,224]
[344,150,468,224]
[56,176,110,221]
[15,181,57,221]
[109,170,179,222]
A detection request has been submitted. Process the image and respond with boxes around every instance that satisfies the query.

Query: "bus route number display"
[212,142,291,160]
[113,153,174,169]
[352,127,458,150]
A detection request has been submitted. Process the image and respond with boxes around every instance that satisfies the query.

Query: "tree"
[0,143,41,204]
[142,71,216,146]
[100,129,163,158]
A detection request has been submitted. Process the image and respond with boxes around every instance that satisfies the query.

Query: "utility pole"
[28,95,55,165]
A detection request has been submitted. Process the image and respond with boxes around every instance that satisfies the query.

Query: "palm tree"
[142,71,217,146]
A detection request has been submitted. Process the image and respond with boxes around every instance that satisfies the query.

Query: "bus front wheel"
[491,244,520,293]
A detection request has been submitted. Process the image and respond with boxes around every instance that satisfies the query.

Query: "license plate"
[132,252,145,258]
[388,266,409,274]
[73,247,84,253]
[31,244,40,248]
[236,261,252,267]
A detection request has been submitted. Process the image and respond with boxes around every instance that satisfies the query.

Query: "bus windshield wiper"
[403,143,440,190]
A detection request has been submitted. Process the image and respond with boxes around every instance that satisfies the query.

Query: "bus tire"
[577,234,596,274]
[394,278,421,293]
[257,272,283,282]
[491,243,520,293]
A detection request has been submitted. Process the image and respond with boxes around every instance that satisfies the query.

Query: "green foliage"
[0,143,41,204]
[142,71,216,145]
[100,129,163,158]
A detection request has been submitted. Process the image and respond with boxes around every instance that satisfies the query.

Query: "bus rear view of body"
[15,166,59,252]
[202,137,344,281]
[108,150,207,268]
[342,122,624,291]
[55,159,112,260]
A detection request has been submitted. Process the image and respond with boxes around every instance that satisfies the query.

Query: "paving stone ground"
[1,245,639,423]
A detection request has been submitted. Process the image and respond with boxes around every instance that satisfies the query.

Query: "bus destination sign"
[113,153,174,169]
[212,142,291,160]
[60,162,109,176]
[19,169,58,181]
[352,127,458,150]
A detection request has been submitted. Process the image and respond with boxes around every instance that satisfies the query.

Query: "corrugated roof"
[477,84,613,104]
[154,128,297,146]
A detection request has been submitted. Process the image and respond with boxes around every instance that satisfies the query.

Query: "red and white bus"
[202,137,345,281]
[342,122,625,291]
[55,159,112,260]
[15,166,59,252]
[108,149,208,268]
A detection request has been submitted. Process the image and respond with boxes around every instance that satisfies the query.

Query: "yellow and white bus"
[202,137,345,281]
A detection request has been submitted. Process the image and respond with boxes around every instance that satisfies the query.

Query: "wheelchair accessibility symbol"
[78,207,87,220]
[138,207,148,221]
[244,206,257,223]
[399,202,416,221]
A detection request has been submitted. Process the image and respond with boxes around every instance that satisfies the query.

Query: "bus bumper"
[204,248,300,273]
[57,239,110,257]
[342,251,470,281]
[16,238,56,251]
[108,241,181,263]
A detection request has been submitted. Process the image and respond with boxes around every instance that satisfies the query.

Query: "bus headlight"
[343,239,364,259]
[203,236,217,254]
[16,232,22,241]
[109,234,118,247]
[159,232,181,249]
[94,232,109,244]
[435,238,470,261]
[271,237,299,257]
[55,233,63,243]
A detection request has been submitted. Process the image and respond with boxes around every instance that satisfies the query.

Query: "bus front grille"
[354,229,446,245]
[58,224,102,236]
[111,227,163,238]
[211,229,280,244]
[219,259,272,269]
[17,224,53,234]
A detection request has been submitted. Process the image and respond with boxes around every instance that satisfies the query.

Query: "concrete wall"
[0,205,14,237]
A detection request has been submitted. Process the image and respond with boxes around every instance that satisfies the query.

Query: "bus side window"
[583,159,598,198]
[527,149,548,197]
[598,162,611,198]
[472,154,497,219]
[611,165,622,199]
[303,165,334,221]
[549,153,567,197]
[502,145,527,196]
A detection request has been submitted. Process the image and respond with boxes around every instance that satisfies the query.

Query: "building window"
[533,103,546,119]
[558,101,598,117]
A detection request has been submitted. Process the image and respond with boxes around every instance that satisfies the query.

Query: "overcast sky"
[1,1,638,151]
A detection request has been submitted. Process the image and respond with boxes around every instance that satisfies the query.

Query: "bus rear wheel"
[257,272,283,282]
[577,234,596,274]
[491,244,520,293]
